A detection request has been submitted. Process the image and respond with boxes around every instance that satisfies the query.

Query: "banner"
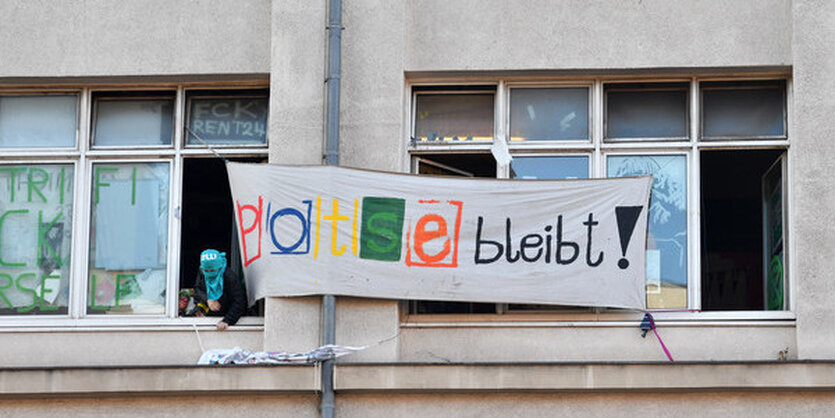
[227,163,652,310]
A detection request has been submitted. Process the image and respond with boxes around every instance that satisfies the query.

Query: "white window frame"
[0,84,268,328]
[603,80,691,142]
[506,81,594,146]
[183,88,270,149]
[405,74,794,323]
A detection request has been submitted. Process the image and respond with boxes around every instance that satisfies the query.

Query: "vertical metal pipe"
[321,294,336,418]
[324,0,342,166]
[321,0,342,417]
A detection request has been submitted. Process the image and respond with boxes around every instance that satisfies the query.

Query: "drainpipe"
[322,0,342,417]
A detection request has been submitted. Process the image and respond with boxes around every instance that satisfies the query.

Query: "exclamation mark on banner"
[615,206,644,270]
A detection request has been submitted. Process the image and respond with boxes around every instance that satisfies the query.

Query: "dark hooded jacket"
[193,269,247,326]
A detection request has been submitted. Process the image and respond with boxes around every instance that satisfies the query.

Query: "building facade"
[1,0,835,416]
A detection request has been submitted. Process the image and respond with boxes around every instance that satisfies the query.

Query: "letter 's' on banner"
[227,163,652,310]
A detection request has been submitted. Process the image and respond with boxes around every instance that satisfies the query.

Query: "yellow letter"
[352,198,358,256]
[314,196,322,259]
[322,199,349,256]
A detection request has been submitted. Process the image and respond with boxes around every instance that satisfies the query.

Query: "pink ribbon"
[645,313,674,362]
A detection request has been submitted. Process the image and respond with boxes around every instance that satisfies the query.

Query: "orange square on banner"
[405,200,463,268]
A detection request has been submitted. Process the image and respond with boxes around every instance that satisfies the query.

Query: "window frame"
[183,88,270,149]
[410,84,498,147]
[0,84,268,327]
[699,80,788,141]
[603,81,691,142]
[405,75,794,322]
[506,82,594,144]
[90,90,177,150]
[0,90,82,152]
[84,157,175,318]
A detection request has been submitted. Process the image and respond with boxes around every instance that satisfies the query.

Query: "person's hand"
[216,321,229,331]
[208,300,221,312]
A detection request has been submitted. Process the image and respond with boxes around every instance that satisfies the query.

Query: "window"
[605,83,688,140]
[412,86,494,143]
[510,156,589,180]
[0,95,77,148]
[701,80,785,139]
[0,164,74,314]
[510,87,589,141]
[0,86,268,321]
[186,89,269,146]
[88,162,170,314]
[92,91,175,147]
[408,77,789,315]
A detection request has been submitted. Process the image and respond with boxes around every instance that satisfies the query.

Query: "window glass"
[0,164,74,314]
[88,162,169,314]
[414,93,493,142]
[509,88,589,141]
[763,157,785,311]
[93,98,174,146]
[606,84,688,139]
[0,96,77,148]
[187,93,268,145]
[608,155,687,309]
[702,81,785,138]
[510,156,589,180]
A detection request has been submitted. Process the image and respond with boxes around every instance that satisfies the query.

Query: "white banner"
[227,163,652,310]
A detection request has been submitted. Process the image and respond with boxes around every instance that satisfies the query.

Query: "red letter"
[236,196,263,266]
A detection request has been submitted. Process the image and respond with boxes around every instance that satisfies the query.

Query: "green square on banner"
[360,197,405,261]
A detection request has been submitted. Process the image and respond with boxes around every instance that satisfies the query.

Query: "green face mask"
[200,249,226,300]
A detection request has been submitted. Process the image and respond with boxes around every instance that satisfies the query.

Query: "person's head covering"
[200,249,226,300]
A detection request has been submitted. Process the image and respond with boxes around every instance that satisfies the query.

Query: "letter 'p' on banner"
[227,163,652,310]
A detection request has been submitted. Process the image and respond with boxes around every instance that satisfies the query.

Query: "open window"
[410,153,497,314]
[178,157,266,316]
[700,150,786,310]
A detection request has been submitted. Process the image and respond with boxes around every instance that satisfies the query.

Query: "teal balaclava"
[200,249,227,301]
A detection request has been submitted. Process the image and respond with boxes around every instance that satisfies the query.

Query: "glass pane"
[509,88,589,141]
[93,99,174,146]
[0,96,77,148]
[510,156,589,179]
[702,84,785,138]
[0,164,74,314]
[414,94,493,142]
[606,87,688,138]
[187,97,268,145]
[608,155,687,309]
[89,162,169,314]
[763,158,784,310]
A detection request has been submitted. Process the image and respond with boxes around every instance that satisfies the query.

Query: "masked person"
[193,249,246,331]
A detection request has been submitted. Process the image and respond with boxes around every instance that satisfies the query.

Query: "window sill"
[402,310,795,328]
[0,316,264,332]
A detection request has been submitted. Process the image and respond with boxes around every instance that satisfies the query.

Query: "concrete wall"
[406,0,792,71]
[792,0,835,359]
[0,0,270,78]
[340,392,835,418]
[0,395,318,418]
[398,324,795,362]
[0,328,263,367]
